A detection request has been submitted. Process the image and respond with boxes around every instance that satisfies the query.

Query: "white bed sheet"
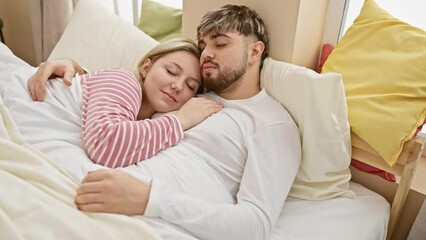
[272,182,389,240]
[0,42,389,240]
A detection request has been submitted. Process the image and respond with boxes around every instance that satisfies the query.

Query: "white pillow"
[261,58,355,200]
[49,0,159,72]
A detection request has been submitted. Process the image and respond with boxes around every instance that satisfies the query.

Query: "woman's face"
[143,51,201,113]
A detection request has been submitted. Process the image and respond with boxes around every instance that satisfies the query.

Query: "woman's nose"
[171,81,183,93]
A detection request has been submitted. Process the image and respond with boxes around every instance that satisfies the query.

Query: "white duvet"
[0,42,221,240]
[0,42,390,240]
[0,44,163,240]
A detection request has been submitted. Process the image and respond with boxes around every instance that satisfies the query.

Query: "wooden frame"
[351,133,426,240]
[0,19,4,44]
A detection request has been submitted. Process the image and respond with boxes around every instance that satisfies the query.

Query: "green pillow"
[137,0,182,42]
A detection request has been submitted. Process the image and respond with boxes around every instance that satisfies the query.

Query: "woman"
[28,38,222,168]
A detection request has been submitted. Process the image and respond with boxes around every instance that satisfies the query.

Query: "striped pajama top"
[80,68,183,168]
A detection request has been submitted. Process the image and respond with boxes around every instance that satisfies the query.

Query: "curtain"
[29,0,75,63]
[408,199,426,240]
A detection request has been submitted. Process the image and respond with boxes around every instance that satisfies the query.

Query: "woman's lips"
[162,91,177,102]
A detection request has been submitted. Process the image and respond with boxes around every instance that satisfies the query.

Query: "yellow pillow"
[322,0,426,166]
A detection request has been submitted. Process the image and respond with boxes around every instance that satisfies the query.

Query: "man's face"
[198,31,248,93]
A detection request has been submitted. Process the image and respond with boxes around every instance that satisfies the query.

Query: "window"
[341,0,426,37]
[113,0,182,25]
[323,0,425,46]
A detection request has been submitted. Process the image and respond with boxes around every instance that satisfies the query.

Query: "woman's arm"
[27,58,86,101]
[81,69,185,168]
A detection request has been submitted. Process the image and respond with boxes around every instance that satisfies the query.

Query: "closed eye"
[186,83,195,90]
[167,69,177,76]
[186,80,199,91]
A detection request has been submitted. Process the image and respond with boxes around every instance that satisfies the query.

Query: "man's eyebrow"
[210,33,230,40]
[199,33,231,44]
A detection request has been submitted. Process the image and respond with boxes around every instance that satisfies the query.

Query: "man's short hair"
[196,4,270,62]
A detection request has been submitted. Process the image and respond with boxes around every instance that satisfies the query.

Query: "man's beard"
[202,53,248,93]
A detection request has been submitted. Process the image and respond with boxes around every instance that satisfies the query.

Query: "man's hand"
[27,59,85,101]
[75,169,151,215]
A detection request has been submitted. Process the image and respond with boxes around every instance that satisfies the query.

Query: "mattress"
[0,42,389,240]
[272,182,389,240]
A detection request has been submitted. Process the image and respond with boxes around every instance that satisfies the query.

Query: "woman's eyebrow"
[169,61,182,71]
[169,62,201,83]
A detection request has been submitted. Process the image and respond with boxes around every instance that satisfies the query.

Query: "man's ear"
[249,41,265,65]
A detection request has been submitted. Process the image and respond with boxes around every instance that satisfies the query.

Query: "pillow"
[261,58,354,200]
[351,159,396,182]
[321,0,426,166]
[318,45,398,182]
[138,0,182,42]
[49,0,159,72]
[316,43,334,73]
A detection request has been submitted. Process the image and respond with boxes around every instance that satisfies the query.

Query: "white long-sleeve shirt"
[127,89,301,240]
[80,69,183,168]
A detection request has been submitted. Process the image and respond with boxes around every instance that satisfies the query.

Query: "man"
[28,5,301,240]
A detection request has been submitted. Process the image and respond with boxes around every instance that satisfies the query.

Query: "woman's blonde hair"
[136,38,203,94]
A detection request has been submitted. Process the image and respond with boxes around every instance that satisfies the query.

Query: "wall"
[182,0,328,70]
[0,0,39,66]
[2,0,329,70]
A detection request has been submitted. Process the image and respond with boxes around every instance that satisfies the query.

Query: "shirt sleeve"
[81,69,184,168]
[144,121,301,240]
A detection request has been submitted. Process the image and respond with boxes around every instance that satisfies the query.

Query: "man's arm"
[144,122,301,240]
[76,121,301,240]
[27,58,86,101]
[75,169,151,215]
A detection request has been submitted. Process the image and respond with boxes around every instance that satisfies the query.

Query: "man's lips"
[202,63,217,72]
[162,91,177,102]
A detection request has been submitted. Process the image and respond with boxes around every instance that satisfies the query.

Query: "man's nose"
[201,46,214,61]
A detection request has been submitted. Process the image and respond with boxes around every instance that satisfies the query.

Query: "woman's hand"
[27,59,85,101]
[75,169,151,215]
[176,97,223,130]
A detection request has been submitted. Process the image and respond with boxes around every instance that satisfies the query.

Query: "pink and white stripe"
[80,68,183,168]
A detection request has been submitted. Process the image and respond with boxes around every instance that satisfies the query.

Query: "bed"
[0,0,425,239]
